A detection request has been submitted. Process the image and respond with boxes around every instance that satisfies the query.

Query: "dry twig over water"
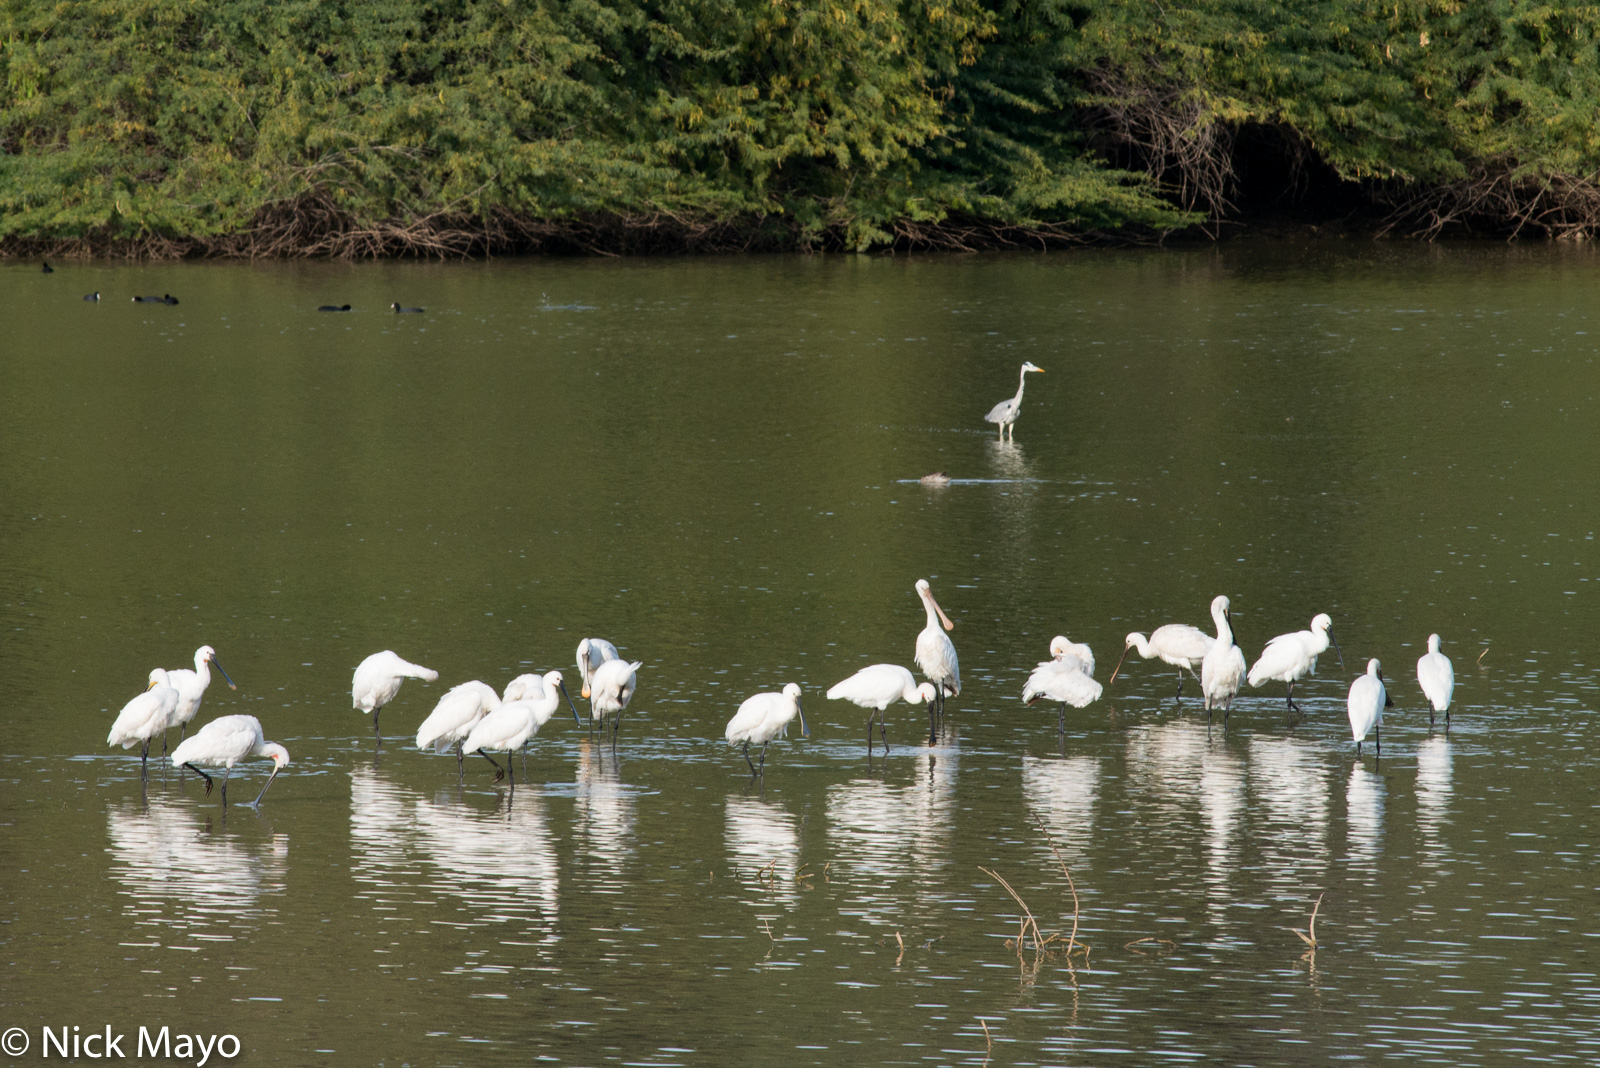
[1292,893,1325,948]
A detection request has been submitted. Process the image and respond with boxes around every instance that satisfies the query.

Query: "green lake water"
[2,244,1598,1065]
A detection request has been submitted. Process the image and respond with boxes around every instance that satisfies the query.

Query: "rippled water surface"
[4,246,1600,1065]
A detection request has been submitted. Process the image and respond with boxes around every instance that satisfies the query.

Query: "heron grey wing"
[985,397,1017,423]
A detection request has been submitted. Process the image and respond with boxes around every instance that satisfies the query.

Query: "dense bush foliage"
[4,0,1600,254]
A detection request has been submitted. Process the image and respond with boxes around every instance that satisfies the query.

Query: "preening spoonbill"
[107,669,180,779]
[416,681,500,776]
[164,645,237,752]
[463,671,575,786]
[914,580,960,732]
[1045,635,1096,676]
[1200,595,1247,727]
[726,683,808,776]
[170,714,290,808]
[575,637,619,699]
[1247,612,1343,719]
[1108,622,1213,699]
[589,658,642,748]
[985,361,1044,438]
[1347,659,1392,758]
[1417,634,1455,729]
[1023,639,1103,736]
[352,651,438,742]
[826,664,938,754]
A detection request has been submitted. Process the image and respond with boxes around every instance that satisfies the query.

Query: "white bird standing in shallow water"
[725,683,808,776]
[416,681,500,776]
[462,670,577,787]
[1417,633,1455,729]
[108,669,181,779]
[984,361,1044,438]
[1023,637,1103,737]
[1200,595,1247,728]
[576,638,620,700]
[1248,612,1343,721]
[826,664,938,754]
[163,645,237,753]
[170,714,290,808]
[1348,659,1392,758]
[589,658,642,749]
[913,579,959,740]
[352,651,438,743]
[1108,622,1214,700]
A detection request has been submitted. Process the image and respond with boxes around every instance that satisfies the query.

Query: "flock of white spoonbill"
[106,577,1458,808]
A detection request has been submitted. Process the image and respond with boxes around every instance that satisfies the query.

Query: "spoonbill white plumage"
[164,645,237,751]
[576,638,620,700]
[1023,639,1103,736]
[170,714,290,808]
[1417,634,1455,729]
[984,361,1044,438]
[725,683,808,775]
[107,669,181,779]
[589,658,642,748]
[1200,595,1247,727]
[1347,659,1392,757]
[352,651,438,742]
[416,681,500,776]
[1247,612,1343,719]
[1108,622,1214,698]
[825,664,938,754]
[462,670,576,785]
[913,580,960,732]
[1046,635,1096,676]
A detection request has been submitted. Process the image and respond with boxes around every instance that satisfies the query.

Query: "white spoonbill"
[914,579,960,729]
[1045,634,1096,676]
[107,669,180,779]
[1347,659,1392,758]
[1247,612,1343,719]
[164,645,237,751]
[1108,622,1213,699]
[416,681,501,776]
[1023,639,1103,736]
[462,670,576,786]
[170,714,290,808]
[725,683,808,776]
[1200,595,1247,728]
[352,651,438,742]
[1417,634,1455,729]
[984,361,1044,438]
[575,638,620,699]
[589,658,643,748]
[826,664,938,754]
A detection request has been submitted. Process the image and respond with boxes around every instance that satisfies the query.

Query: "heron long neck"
[1014,367,1030,403]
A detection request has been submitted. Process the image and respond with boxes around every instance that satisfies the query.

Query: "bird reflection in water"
[826,744,960,930]
[1414,735,1453,866]
[348,766,560,947]
[1344,763,1385,872]
[1021,754,1100,869]
[106,799,287,936]
[573,737,636,889]
[1249,736,1331,893]
[725,794,802,910]
[1124,721,1245,920]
